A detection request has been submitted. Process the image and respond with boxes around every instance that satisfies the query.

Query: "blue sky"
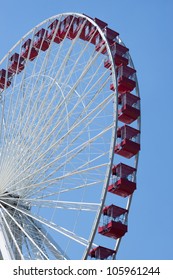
[0,0,172,260]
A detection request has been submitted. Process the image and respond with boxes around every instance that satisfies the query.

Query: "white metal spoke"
[2,115,112,192]
[0,203,49,259]
[0,207,24,259]
[29,200,99,212]
[0,56,109,192]
[0,200,94,247]
[0,180,103,203]
[1,197,99,211]
[12,163,107,192]
[24,215,68,260]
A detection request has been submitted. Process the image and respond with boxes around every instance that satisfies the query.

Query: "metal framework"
[0,13,140,260]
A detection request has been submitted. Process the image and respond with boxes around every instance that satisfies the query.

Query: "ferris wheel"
[0,13,140,260]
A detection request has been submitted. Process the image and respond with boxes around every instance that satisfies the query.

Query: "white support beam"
[0,209,14,260]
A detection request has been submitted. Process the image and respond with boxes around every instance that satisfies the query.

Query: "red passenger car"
[115,125,140,158]
[8,53,25,74]
[118,92,140,124]
[108,163,136,197]
[98,204,128,239]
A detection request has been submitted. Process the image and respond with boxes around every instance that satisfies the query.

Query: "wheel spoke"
[0,200,95,247]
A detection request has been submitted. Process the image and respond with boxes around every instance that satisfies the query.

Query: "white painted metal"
[0,209,14,259]
[0,12,139,260]
[0,13,117,259]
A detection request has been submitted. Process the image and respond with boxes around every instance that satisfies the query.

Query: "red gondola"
[108,163,136,197]
[59,16,77,41]
[104,27,119,43]
[118,92,140,124]
[95,26,119,54]
[98,204,128,239]
[95,39,107,54]
[117,64,136,93]
[58,16,78,40]
[34,28,50,51]
[82,17,107,45]
[85,25,99,45]
[76,17,91,41]
[99,220,127,239]
[89,246,115,259]
[115,125,140,158]
[113,43,129,66]
[0,69,12,89]
[47,19,62,44]
[48,16,78,43]
[8,53,25,74]
[110,65,136,92]
[65,16,78,39]
[104,42,129,68]
[94,17,108,29]
[21,39,38,61]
